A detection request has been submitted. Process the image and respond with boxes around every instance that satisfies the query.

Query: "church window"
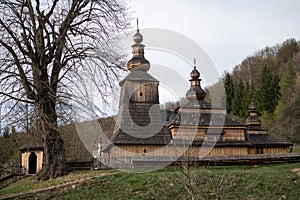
[206,135,215,142]
[256,147,264,154]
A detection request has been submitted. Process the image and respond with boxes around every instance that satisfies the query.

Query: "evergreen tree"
[231,80,246,119]
[275,59,296,118]
[0,127,19,165]
[215,38,300,141]
[273,58,299,141]
[243,81,252,118]
[256,66,280,114]
[280,59,296,97]
[223,72,235,113]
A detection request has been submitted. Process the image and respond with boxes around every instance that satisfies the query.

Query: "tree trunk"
[35,96,69,180]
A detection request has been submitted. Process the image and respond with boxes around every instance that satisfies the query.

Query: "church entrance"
[28,152,37,174]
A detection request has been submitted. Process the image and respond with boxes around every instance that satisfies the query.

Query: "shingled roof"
[245,133,293,146]
[119,70,158,86]
[17,133,43,152]
[169,100,243,127]
[111,126,171,145]
[111,103,172,145]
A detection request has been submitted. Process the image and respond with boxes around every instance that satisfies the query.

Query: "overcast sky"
[128,0,300,74]
[108,0,300,106]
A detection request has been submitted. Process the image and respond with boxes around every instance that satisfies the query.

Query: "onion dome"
[133,31,143,43]
[190,67,200,79]
[186,62,206,101]
[127,19,150,71]
[245,100,262,127]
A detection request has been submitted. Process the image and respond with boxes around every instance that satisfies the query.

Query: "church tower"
[111,22,171,147]
[118,23,159,107]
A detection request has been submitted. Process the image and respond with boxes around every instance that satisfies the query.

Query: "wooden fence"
[0,165,25,189]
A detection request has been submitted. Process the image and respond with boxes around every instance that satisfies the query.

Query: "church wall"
[170,126,212,139]
[248,147,256,154]
[105,144,289,168]
[222,129,245,141]
[184,146,248,157]
[106,144,250,167]
[110,145,176,157]
[106,145,173,167]
[120,82,159,105]
[208,146,248,156]
[248,147,288,155]
[264,147,287,154]
[170,126,246,142]
[107,145,189,167]
[246,130,268,134]
[170,127,206,141]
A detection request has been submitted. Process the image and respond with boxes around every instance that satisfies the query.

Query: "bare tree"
[0,0,129,180]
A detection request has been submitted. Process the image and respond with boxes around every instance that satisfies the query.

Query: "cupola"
[127,19,150,71]
[245,100,262,127]
[186,59,206,101]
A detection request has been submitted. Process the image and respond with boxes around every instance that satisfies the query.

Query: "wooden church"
[101,27,294,168]
[16,27,296,173]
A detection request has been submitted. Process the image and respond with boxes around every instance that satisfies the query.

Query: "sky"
[120,0,300,104]
[2,1,300,124]
[127,0,300,77]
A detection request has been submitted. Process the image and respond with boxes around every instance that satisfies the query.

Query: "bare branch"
[0,39,36,100]
[0,0,130,180]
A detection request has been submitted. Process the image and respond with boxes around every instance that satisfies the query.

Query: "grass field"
[1,163,300,199]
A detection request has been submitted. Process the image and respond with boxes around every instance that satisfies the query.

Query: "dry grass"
[291,168,300,176]
[0,169,115,199]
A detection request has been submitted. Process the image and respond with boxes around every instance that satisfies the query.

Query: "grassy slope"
[1,163,300,200]
[0,170,112,198]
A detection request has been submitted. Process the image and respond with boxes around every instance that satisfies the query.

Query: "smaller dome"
[245,100,262,127]
[190,67,200,79]
[186,66,206,101]
[133,32,143,43]
[245,117,262,126]
[248,101,257,112]
[127,57,150,71]
[186,86,206,101]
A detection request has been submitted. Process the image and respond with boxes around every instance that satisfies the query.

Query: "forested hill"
[216,38,300,142]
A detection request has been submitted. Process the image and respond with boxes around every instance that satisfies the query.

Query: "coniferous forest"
[219,38,300,143]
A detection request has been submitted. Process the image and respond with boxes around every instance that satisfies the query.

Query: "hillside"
[209,38,300,143]
[0,116,115,167]
[1,163,300,199]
